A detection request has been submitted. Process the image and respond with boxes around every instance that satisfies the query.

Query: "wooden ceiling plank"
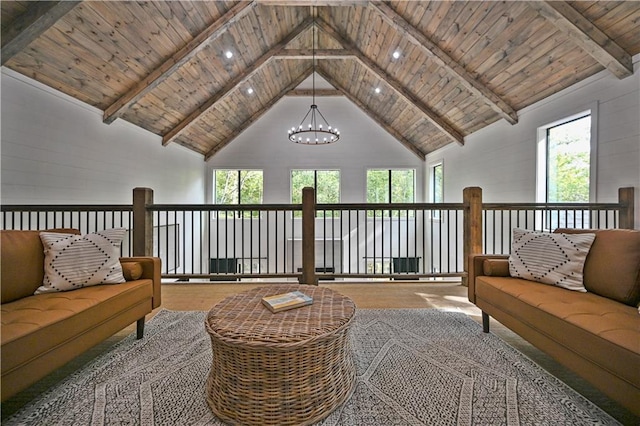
[103,1,257,124]
[205,66,314,160]
[316,18,465,146]
[1,1,80,65]
[316,68,426,161]
[527,1,633,79]
[369,1,519,125]
[163,16,314,146]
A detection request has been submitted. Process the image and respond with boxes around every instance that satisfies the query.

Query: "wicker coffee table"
[205,284,356,426]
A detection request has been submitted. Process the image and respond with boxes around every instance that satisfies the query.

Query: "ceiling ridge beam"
[275,48,355,59]
[316,18,465,146]
[163,16,314,147]
[287,88,342,96]
[1,1,81,65]
[103,1,257,124]
[316,68,426,161]
[527,1,633,79]
[205,66,314,161]
[370,1,518,125]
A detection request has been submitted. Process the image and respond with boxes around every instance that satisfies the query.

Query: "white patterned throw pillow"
[36,228,127,294]
[508,228,595,292]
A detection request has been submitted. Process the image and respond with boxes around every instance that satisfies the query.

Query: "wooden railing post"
[300,187,317,285]
[463,187,483,287]
[618,187,635,229]
[133,187,154,256]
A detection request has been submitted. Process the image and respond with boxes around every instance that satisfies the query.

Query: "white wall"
[1,68,205,205]
[206,74,425,204]
[426,55,640,228]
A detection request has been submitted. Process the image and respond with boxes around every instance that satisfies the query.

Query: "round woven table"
[204,284,356,426]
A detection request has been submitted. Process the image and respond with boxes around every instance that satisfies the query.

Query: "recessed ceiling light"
[392,50,401,59]
[247,88,254,95]
[225,51,233,59]
[375,87,381,94]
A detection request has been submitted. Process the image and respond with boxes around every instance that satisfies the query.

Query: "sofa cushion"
[121,261,143,281]
[556,229,640,306]
[36,229,126,294]
[482,258,510,277]
[1,229,80,303]
[509,228,595,292]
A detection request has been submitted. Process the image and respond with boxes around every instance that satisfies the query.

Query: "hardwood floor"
[2,281,637,424]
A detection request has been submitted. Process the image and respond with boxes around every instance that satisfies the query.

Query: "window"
[429,162,443,219]
[430,163,443,203]
[537,110,595,228]
[213,170,263,217]
[366,169,415,203]
[546,114,591,203]
[291,170,340,216]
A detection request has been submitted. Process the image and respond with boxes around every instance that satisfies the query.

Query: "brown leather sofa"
[468,228,640,416]
[1,229,161,401]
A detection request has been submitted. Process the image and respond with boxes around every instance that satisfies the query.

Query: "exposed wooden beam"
[1,1,80,65]
[256,1,368,5]
[370,1,518,125]
[287,88,342,97]
[103,1,257,124]
[316,68,426,161]
[316,19,465,146]
[163,17,314,147]
[275,49,355,59]
[527,1,633,79]
[205,67,314,161]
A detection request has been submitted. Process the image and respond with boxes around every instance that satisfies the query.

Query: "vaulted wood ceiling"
[2,1,639,161]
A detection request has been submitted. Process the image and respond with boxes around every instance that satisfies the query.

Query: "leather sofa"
[468,228,640,416]
[1,229,161,401]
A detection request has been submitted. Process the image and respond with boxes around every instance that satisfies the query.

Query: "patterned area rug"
[5,309,618,425]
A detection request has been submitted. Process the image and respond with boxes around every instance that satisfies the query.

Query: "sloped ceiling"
[2,1,639,161]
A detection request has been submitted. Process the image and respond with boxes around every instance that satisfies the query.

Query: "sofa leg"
[482,312,490,333]
[136,317,145,339]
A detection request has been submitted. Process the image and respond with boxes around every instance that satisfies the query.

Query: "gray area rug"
[5,309,618,425]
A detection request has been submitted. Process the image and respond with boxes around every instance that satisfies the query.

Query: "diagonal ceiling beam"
[370,1,518,125]
[163,16,314,146]
[103,1,257,124]
[205,66,314,161]
[316,68,426,161]
[1,1,81,65]
[527,1,633,79]
[316,18,465,146]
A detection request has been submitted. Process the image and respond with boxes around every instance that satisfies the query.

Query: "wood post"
[133,187,154,256]
[618,187,635,229]
[463,187,483,287]
[300,187,317,285]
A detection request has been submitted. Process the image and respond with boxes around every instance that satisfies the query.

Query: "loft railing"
[1,187,634,284]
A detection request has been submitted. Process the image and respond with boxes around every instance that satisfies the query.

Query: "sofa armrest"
[120,257,162,309]
[468,254,509,304]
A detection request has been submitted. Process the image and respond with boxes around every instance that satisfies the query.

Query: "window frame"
[365,168,416,204]
[290,169,341,217]
[212,169,264,218]
[536,105,598,204]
